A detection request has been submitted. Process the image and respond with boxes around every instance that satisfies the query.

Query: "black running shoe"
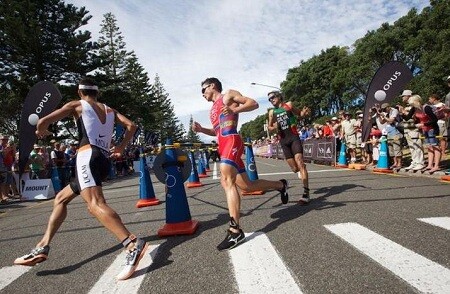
[217,229,246,251]
[279,179,289,204]
[299,188,310,206]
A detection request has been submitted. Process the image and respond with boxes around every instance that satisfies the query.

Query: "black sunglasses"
[202,84,212,94]
[268,96,277,101]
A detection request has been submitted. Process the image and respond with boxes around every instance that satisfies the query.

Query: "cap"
[344,111,350,116]
[400,90,412,97]
[447,75,450,81]
[381,103,390,109]
[33,144,40,148]
[358,113,363,118]
[356,110,363,114]
[331,117,338,121]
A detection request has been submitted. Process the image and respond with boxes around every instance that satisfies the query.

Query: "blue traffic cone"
[136,149,160,208]
[242,138,264,196]
[336,140,348,168]
[50,167,62,193]
[186,150,203,188]
[108,158,116,180]
[373,136,393,174]
[202,149,211,172]
[197,152,208,178]
[158,138,199,237]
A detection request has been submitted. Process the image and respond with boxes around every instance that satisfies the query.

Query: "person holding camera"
[377,103,403,169]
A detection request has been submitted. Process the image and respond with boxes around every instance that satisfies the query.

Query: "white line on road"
[229,232,303,294]
[0,265,32,290]
[259,169,349,176]
[212,162,219,180]
[418,217,450,231]
[325,222,450,294]
[254,161,277,167]
[88,244,159,294]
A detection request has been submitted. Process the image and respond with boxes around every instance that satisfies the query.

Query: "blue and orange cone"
[335,141,348,168]
[197,152,208,178]
[50,167,62,193]
[202,149,211,172]
[158,139,199,237]
[242,138,264,196]
[373,136,393,174]
[136,149,160,208]
[186,150,203,188]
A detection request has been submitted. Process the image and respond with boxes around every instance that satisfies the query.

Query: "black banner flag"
[18,81,62,176]
[362,61,413,143]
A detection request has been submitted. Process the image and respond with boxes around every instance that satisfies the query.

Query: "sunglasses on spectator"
[201,84,212,94]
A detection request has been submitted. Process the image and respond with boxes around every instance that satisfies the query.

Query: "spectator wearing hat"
[29,144,45,179]
[378,103,403,169]
[397,90,425,171]
[340,112,357,163]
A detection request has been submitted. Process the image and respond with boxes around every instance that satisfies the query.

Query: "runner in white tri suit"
[14,78,146,280]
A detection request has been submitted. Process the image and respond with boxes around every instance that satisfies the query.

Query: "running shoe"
[299,188,310,206]
[298,196,310,205]
[279,179,289,204]
[117,238,149,280]
[217,228,246,251]
[14,245,50,266]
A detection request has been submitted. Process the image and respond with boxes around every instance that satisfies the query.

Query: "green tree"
[186,115,201,142]
[240,114,269,140]
[150,75,185,143]
[0,0,100,137]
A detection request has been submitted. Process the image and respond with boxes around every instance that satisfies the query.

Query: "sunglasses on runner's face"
[202,84,212,94]
[268,96,277,102]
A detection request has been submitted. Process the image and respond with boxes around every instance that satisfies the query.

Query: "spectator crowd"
[253,81,450,175]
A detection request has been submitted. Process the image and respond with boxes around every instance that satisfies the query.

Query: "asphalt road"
[0,157,449,294]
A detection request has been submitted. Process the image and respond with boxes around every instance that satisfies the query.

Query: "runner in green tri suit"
[267,91,311,204]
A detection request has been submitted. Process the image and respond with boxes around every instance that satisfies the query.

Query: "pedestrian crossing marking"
[325,222,450,294]
[88,244,159,294]
[0,265,32,290]
[418,217,450,231]
[229,232,303,294]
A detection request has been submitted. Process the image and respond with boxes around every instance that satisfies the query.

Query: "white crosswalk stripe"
[418,217,450,231]
[1,218,449,293]
[0,265,32,290]
[88,244,159,294]
[229,232,303,294]
[325,222,450,294]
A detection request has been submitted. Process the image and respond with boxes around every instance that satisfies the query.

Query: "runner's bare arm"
[267,109,277,132]
[36,101,80,138]
[113,110,137,155]
[223,89,258,114]
[192,121,215,136]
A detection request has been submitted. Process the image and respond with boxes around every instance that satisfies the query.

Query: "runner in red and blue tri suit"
[193,77,288,251]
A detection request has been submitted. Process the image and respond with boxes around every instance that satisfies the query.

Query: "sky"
[67,0,429,142]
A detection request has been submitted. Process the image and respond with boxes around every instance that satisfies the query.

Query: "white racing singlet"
[73,100,115,192]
